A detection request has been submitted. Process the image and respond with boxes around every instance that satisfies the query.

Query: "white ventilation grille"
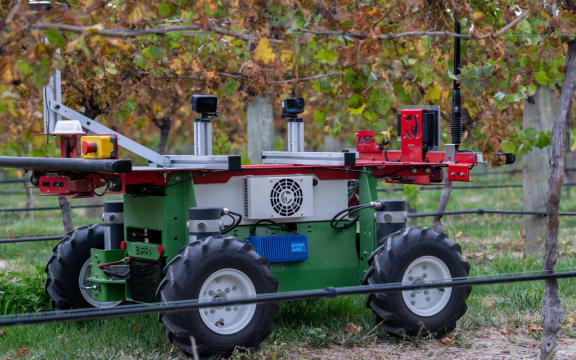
[270,178,303,216]
[243,176,313,219]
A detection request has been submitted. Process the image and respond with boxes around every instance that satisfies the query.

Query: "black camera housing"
[191,95,218,116]
[282,98,305,118]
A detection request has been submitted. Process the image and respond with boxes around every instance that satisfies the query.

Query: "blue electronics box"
[244,234,309,263]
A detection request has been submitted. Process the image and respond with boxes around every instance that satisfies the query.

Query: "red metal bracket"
[355,130,380,153]
[447,164,470,182]
[400,109,424,162]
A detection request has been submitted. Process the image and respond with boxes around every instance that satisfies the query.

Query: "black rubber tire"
[157,236,279,358]
[362,227,471,337]
[44,224,106,310]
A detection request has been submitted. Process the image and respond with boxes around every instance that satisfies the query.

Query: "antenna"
[451,20,463,149]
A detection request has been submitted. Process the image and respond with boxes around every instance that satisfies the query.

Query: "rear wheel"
[45,225,122,309]
[158,236,278,358]
[363,227,470,337]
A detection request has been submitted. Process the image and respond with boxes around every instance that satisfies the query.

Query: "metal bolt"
[410,292,415,298]
[426,297,430,302]
[408,275,414,281]
[232,286,237,291]
[422,264,427,270]
[411,168,417,174]
[208,290,214,295]
[234,306,239,311]
[204,310,208,315]
[422,273,427,278]
[411,301,416,305]
[225,288,230,293]
[425,168,431,174]
[226,306,231,311]
[450,172,456,176]
[210,309,215,313]
[219,318,224,325]
[424,290,429,295]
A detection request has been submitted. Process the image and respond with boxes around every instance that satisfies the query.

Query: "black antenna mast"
[451,20,463,149]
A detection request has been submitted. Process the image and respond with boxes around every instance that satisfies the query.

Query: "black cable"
[407,209,576,218]
[222,211,243,234]
[0,235,62,244]
[378,182,576,192]
[0,178,26,184]
[250,219,295,235]
[324,167,374,176]
[330,204,373,231]
[0,204,103,213]
[2,270,576,327]
[93,176,109,196]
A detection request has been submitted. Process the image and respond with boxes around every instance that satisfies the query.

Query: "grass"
[1,169,576,359]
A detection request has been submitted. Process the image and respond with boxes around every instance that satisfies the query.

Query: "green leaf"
[516,19,532,34]
[346,93,363,107]
[501,140,516,153]
[105,63,118,75]
[535,130,551,149]
[119,99,137,119]
[524,127,537,139]
[313,110,326,127]
[534,71,550,86]
[314,49,338,64]
[158,2,173,17]
[375,101,390,116]
[16,60,33,75]
[45,28,65,48]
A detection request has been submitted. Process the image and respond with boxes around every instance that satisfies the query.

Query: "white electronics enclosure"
[243,176,314,219]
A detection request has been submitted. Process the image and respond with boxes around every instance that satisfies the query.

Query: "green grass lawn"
[1,169,576,359]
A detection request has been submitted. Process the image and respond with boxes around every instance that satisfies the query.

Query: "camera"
[191,95,218,116]
[281,98,305,118]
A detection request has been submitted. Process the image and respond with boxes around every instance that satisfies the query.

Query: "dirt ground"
[293,328,576,360]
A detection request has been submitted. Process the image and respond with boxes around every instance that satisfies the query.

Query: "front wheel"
[363,227,471,337]
[158,236,278,358]
[45,225,122,309]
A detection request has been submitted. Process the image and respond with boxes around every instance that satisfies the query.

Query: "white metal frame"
[42,68,236,169]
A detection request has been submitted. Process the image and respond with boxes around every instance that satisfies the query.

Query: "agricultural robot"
[0,19,515,358]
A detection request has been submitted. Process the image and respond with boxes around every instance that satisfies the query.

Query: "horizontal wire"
[1,270,575,326]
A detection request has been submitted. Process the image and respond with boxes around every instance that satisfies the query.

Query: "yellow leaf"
[105,38,131,52]
[127,3,147,25]
[473,11,484,20]
[280,49,294,64]
[85,24,104,34]
[426,84,442,101]
[253,38,276,64]
[0,60,16,84]
[348,104,366,115]
[170,58,184,75]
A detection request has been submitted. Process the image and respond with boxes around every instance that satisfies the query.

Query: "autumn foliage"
[0,1,575,159]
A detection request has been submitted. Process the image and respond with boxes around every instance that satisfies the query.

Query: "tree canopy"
[0,0,575,160]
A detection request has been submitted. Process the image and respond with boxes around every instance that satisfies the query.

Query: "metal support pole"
[287,118,304,152]
[194,118,213,156]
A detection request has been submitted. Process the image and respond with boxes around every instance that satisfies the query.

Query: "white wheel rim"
[199,268,257,335]
[78,260,122,309]
[401,256,452,317]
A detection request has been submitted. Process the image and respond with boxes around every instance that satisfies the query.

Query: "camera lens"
[295,98,304,108]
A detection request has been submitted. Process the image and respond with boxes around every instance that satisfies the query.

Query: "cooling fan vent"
[269,178,303,216]
[243,175,313,219]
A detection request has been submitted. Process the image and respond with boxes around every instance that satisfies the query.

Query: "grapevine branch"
[298,12,528,40]
[136,71,341,84]
[29,12,527,42]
